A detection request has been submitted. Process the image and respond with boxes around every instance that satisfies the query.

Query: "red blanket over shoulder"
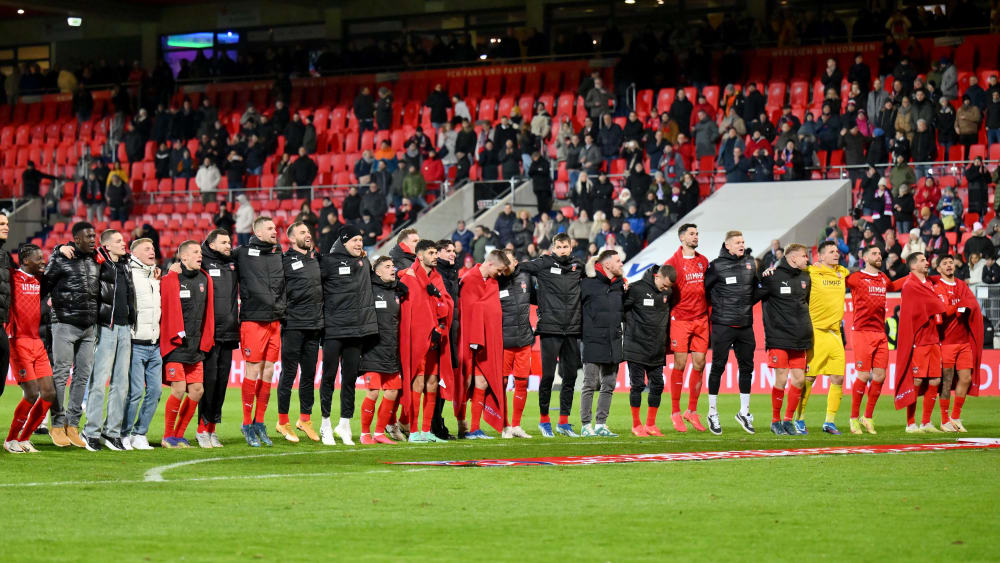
[893,274,946,409]
[459,266,506,433]
[160,270,215,360]
[936,277,985,395]
[399,263,454,414]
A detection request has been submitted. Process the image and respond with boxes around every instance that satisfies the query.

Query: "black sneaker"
[707,413,722,435]
[735,412,756,434]
[85,436,103,452]
[102,434,125,451]
[33,425,49,435]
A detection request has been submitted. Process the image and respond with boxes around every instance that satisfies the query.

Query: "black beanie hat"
[339,224,363,243]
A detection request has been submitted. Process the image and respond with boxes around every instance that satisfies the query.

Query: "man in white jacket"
[234,194,255,247]
[121,238,161,450]
[195,158,221,204]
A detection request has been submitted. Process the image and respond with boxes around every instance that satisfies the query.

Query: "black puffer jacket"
[580,267,624,364]
[389,243,415,271]
[234,236,285,322]
[43,242,100,328]
[96,248,137,328]
[360,277,405,374]
[704,242,758,327]
[759,258,813,350]
[436,260,460,303]
[498,269,534,349]
[0,240,11,323]
[320,241,377,339]
[282,248,323,330]
[201,243,239,344]
[623,268,672,366]
[519,254,585,336]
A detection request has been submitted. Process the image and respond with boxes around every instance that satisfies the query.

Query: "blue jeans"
[84,324,132,439]
[989,129,1000,146]
[123,343,163,437]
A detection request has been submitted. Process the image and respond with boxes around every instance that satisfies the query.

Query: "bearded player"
[933,255,984,432]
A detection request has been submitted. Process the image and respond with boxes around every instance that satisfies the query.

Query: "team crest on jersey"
[912,366,920,374]
[663,296,668,303]
[770,355,777,364]
[18,368,25,376]
[571,264,577,271]
[168,367,175,375]
[229,264,235,270]
[856,361,863,369]
[520,281,527,291]
[199,283,205,293]
[671,339,677,347]
[801,280,807,289]
[244,348,251,356]
[745,263,751,270]
[358,260,363,267]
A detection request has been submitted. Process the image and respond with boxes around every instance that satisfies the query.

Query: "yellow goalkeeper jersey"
[807,264,849,331]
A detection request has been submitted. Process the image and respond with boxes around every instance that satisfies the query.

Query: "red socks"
[850,380,866,418]
[631,406,641,427]
[645,406,658,427]
[939,398,951,424]
[669,368,684,413]
[865,380,883,418]
[360,397,376,435]
[164,395,182,438]
[539,414,550,424]
[175,397,197,438]
[375,397,394,434]
[771,387,784,423]
[470,388,486,432]
[241,378,256,425]
[558,414,568,425]
[688,370,703,412]
[254,381,271,424]
[783,385,802,421]
[421,391,436,432]
[197,420,208,433]
[299,413,310,423]
[7,398,32,442]
[921,384,938,425]
[512,378,528,427]
[17,398,52,442]
[952,396,965,419]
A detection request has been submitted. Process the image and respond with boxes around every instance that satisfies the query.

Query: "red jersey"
[934,279,972,345]
[7,269,42,339]
[665,247,709,321]
[846,270,890,332]
[907,276,941,346]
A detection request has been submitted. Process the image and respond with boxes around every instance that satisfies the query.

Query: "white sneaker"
[121,435,134,451]
[334,418,354,445]
[905,423,923,433]
[209,432,224,447]
[580,423,595,437]
[18,440,39,453]
[510,426,532,438]
[195,431,213,448]
[919,422,942,433]
[130,435,154,450]
[4,440,24,453]
[940,421,959,432]
[386,424,406,442]
[320,418,336,446]
[952,418,967,432]
[501,427,514,439]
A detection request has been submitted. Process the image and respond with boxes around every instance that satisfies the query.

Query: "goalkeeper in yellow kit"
[796,241,850,435]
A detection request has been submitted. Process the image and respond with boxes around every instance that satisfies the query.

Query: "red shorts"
[910,344,942,380]
[767,348,807,370]
[165,362,204,384]
[240,320,281,363]
[503,345,532,378]
[415,350,441,377]
[670,317,709,354]
[10,338,51,384]
[941,343,974,371]
[363,371,402,390]
[852,330,889,372]
[471,347,488,377]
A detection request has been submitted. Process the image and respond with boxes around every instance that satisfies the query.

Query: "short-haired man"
[517,233,586,437]
[933,255,984,432]
[432,239,461,440]
[159,241,214,448]
[704,230,759,435]
[390,228,419,271]
[44,221,101,448]
[759,244,812,435]
[317,225,377,445]
[497,249,534,438]
[624,263,675,436]
[3,245,55,453]
[121,238,161,450]
[234,216,286,446]
[359,256,405,444]
[198,229,239,447]
[579,250,626,437]
[274,221,324,443]
[459,250,511,439]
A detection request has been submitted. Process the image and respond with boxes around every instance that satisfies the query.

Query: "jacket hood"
[248,236,277,251]
[641,267,659,287]
[129,255,157,275]
[775,257,802,275]
[201,242,234,263]
[717,242,752,261]
[372,276,397,291]
[330,239,362,260]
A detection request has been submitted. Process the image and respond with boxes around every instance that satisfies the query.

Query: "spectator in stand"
[774,121,797,152]
[815,104,841,151]
[284,113,305,155]
[900,228,926,260]
[888,155,916,195]
[625,161,651,195]
[670,90,693,136]
[394,198,415,230]
[528,151,553,215]
[776,139,804,181]
[21,161,60,199]
[361,183,388,227]
[913,176,941,212]
[213,201,236,235]
[598,113,623,173]
[450,95,470,123]
[716,126,745,170]
[272,99,291,133]
[820,58,843,95]
[302,116,317,154]
[749,112,777,143]
[353,86,375,133]
[494,116,517,155]
[342,186,362,223]
[245,136,265,175]
[724,146,751,183]
[917,206,943,243]
[354,150,376,182]
[530,102,551,141]
[479,140,500,181]
[374,87,393,131]
[965,157,990,216]
[422,149,446,190]
[982,256,1000,284]
[289,146,318,198]
[986,90,1000,147]
[751,148,774,182]
[401,165,426,210]
[104,174,131,225]
[955,95,982,158]
[660,143,686,184]
[937,58,958,99]
[358,211,380,255]
[579,133,601,176]
[572,171,594,216]
[909,119,935,178]
[742,83,766,122]
[622,111,644,144]
[225,150,247,193]
[195,157,221,204]
[452,220,473,251]
[585,77,613,121]
[494,203,516,247]
[839,122,868,182]
[867,78,887,123]
[643,129,667,171]
[868,179,894,234]
[568,210,593,247]
[859,166,881,210]
[966,76,987,111]
[592,173,614,218]
[692,110,719,163]
[720,106,746,137]
[965,223,994,260]
[926,222,950,256]
[621,139,643,171]
[894,96,916,142]
[425,84,450,131]
[912,89,934,127]
[578,116,598,144]
[500,143,521,180]
[848,53,871,93]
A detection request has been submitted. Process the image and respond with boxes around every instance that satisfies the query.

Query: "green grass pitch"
[1,389,997,561]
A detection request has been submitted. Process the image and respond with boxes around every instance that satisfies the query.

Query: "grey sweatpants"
[580,362,617,425]
[51,322,97,428]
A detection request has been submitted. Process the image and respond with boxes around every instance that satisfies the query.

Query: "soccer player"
[894,252,948,432]
[275,222,323,443]
[0,215,11,404]
[798,241,850,435]
[432,239,461,440]
[845,246,900,435]
[159,241,215,448]
[623,263,675,436]
[318,225,378,445]
[498,249,533,439]
[758,244,812,435]
[933,255,984,432]
[664,224,709,432]
[517,233,586,438]
[198,230,239,447]
[460,250,511,439]
[4,245,55,453]
[704,230,759,435]
[400,239,454,443]
[359,256,405,444]
[234,216,286,447]
[122,238,162,450]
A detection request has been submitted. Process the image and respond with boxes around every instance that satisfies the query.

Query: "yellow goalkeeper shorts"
[807,328,845,377]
